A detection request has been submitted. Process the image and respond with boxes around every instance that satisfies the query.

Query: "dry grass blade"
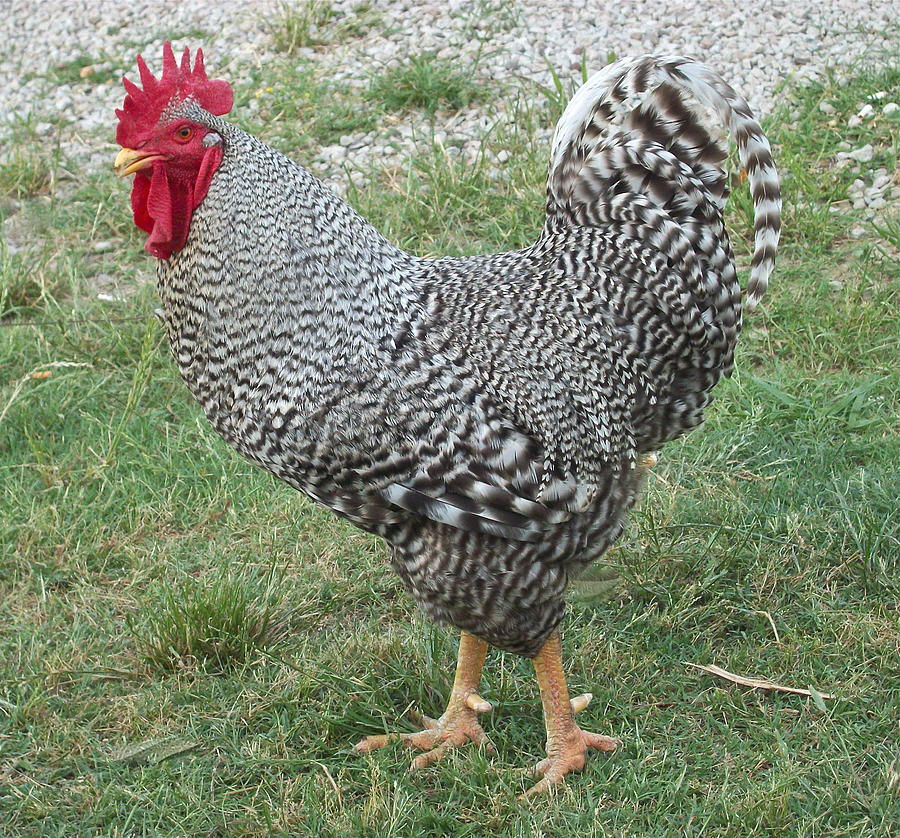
[314,761,343,808]
[685,662,834,699]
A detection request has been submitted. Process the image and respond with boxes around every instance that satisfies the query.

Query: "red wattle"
[131,174,153,235]
[194,145,223,207]
[129,145,223,260]
[147,165,173,244]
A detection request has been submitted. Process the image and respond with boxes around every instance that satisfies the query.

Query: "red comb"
[116,43,233,146]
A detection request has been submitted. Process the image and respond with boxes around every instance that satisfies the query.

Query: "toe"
[355,733,394,753]
[583,731,620,752]
[521,777,550,798]
[354,727,442,754]
[410,740,452,770]
[531,757,552,777]
[519,761,575,799]
[407,709,440,730]
[521,771,563,798]
[356,699,495,774]
[402,729,443,751]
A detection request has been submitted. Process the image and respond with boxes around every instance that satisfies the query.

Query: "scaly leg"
[523,630,620,797]
[355,631,494,769]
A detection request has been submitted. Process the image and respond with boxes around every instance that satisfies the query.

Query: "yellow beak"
[114,147,165,177]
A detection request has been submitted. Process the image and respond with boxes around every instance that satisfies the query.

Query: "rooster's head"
[115,43,233,259]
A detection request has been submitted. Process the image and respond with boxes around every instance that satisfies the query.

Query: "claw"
[465,692,492,713]
[569,692,592,714]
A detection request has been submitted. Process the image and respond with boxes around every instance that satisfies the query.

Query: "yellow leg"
[355,631,494,769]
[523,630,620,797]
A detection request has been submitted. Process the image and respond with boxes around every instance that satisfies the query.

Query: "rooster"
[115,44,780,796]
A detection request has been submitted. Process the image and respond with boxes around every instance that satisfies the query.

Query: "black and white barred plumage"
[156,55,780,656]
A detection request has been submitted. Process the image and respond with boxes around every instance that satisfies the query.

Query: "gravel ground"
[1,0,898,190]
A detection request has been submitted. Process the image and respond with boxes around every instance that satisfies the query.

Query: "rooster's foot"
[520,631,620,798]
[522,725,620,797]
[356,696,494,769]
[355,631,494,769]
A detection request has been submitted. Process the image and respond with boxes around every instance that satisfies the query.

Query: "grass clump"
[264,0,337,52]
[756,64,900,252]
[263,0,381,53]
[367,52,483,114]
[0,115,60,200]
[0,148,53,199]
[239,60,381,156]
[127,566,291,673]
[0,246,74,318]
[874,214,900,255]
[349,93,551,254]
[47,54,121,86]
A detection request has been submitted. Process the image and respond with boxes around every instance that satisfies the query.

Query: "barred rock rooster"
[115,44,779,796]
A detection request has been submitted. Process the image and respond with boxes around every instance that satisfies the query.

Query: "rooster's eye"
[175,126,193,141]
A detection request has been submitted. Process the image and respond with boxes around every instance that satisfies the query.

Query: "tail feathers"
[546,54,780,313]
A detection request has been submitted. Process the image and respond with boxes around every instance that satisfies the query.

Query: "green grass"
[127,563,293,673]
[0,116,62,200]
[1,54,899,837]
[262,0,379,53]
[0,148,53,199]
[366,52,484,115]
[263,0,337,52]
[234,59,382,158]
[45,54,122,86]
[344,90,561,255]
